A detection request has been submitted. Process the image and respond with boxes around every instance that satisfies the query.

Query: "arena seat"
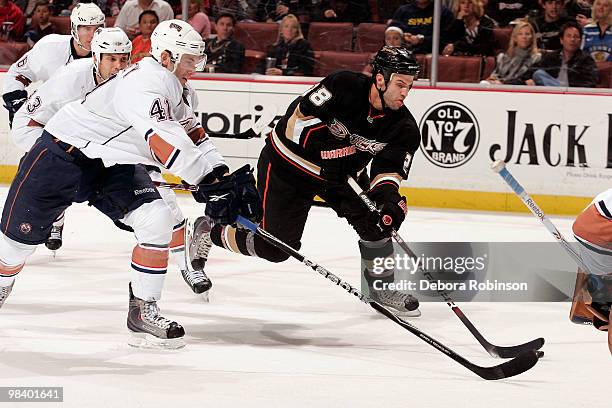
[596,62,612,88]
[50,16,71,35]
[493,27,512,54]
[234,22,278,52]
[355,23,386,53]
[482,56,496,80]
[0,42,29,66]
[427,55,482,83]
[242,49,265,74]
[314,51,371,77]
[308,22,353,52]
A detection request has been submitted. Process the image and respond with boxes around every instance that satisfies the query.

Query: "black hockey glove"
[3,90,27,128]
[320,158,354,186]
[193,165,262,225]
[368,185,407,233]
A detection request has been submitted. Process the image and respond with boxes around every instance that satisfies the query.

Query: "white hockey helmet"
[91,27,132,72]
[150,19,206,72]
[71,3,106,49]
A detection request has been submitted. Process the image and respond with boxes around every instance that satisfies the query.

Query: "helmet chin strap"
[375,72,394,111]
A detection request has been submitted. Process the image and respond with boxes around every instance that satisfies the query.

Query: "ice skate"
[45,224,63,254]
[369,288,421,317]
[0,281,14,309]
[184,216,213,300]
[127,284,185,349]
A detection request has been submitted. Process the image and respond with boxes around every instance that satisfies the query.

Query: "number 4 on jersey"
[149,98,172,121]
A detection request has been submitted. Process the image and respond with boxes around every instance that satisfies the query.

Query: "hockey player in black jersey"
[187,45,422,316]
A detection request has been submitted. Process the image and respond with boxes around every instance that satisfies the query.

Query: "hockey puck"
[536,350,544,358]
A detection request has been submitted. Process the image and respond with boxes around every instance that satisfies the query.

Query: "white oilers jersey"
[3,34,83,94]
[12,58,96,151]
[44,57,225,185]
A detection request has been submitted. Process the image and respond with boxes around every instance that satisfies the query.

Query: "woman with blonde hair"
[484,21,541,84]
[443,0,496,55]
[264,14,314,76]
[581,0,612,61]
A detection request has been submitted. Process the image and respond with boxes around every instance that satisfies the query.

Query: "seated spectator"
[528,21,598,86]
[581,0,611,62]
[565,0,593,27]
[115,0,173,38]
[528,0,570,51]
[362,27,404,75]
[24,1,55,46]
[179,0,211,38]
[377,0,405,23]
[443,0,496,56]
[487,0,538,27]
[131,9,158,62]
[391,0,454,54]
[204,12,244,72]
[315,0,371,25]
[264,13,314,76]
[213,0,249,21]
[483,20,541,83]
[0,0,25,39]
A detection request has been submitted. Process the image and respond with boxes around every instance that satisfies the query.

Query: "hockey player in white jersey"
[2,2,105,253]
[12,27,131,152]
[0,19,262,348]
[2,3,106,127]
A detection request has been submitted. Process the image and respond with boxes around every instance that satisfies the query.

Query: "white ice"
[0,188,607,408]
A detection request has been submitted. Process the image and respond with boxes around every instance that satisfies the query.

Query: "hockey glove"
[368,185,407,233]
[193,165,262,225]
[2,90,27,128]
[320,158,354,186]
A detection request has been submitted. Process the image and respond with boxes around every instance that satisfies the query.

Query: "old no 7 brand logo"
[419,101,480,168]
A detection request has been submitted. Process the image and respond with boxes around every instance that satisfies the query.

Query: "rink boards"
[0,72,610,215]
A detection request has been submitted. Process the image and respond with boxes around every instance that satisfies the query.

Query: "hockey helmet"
[150,19,206,72]
[371,45,420,83]
[91,27,132,72]
[70,3,106,50]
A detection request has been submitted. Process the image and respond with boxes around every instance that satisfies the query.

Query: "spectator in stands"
[528,0,570,51]
[376,0,405,23]
[204,12,244,72]
[391,0,454,54]
[443,0,496,55]
[483,20,541,83]
[131,9,157,62]
[315,0,371,25]
[24,1,55,46]
[565,0,593,27]
[179,0,211,38]
[115,0,173,38]
[528,21,598,86]
[0,0,25,39]
[487,0,538,27]
[264,13,314,75]
[362,26,406,75]
[581,0,611,61]
[256,0,305,22]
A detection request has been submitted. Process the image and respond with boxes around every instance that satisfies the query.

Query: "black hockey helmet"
[371,45,420,83]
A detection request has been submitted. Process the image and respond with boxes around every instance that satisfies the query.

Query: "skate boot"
[185,216,213,271]
[184,216,213,300]
[45,223,64,252]
[369,287,421,317]
[127,284,185,349]
[0,281,14,309]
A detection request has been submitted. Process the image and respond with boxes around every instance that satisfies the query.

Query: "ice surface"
[0,189,606,408]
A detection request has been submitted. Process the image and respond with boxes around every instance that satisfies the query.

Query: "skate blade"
[128,331,186,349]
[200,291,210,303]
[395,308,421,318]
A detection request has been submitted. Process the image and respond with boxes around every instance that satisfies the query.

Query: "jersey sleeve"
[115,78,226,185]
[3,39,50,94]
[369,117,421,190]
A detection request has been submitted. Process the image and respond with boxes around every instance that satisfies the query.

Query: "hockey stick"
[346,177,545,359]
[491,160,588,271]
[236,215,539,380]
